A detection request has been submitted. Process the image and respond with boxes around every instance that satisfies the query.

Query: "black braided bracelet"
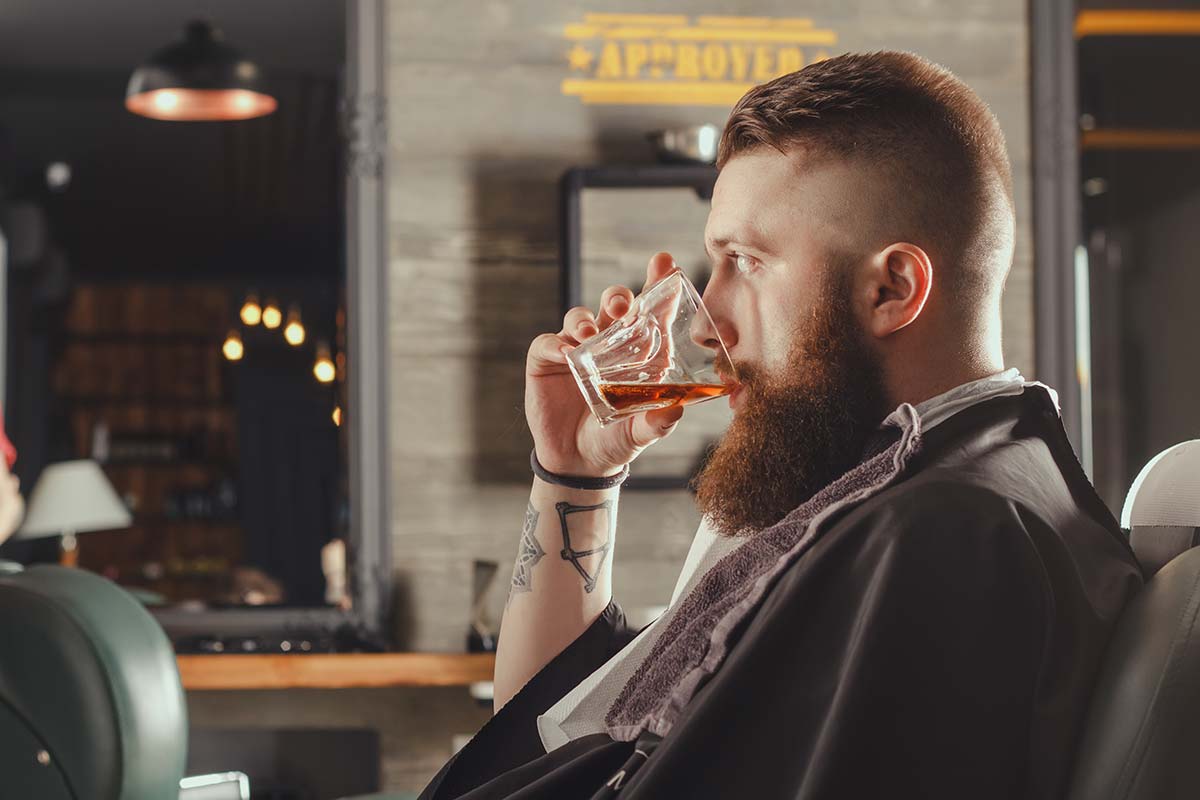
[530,448,629,491]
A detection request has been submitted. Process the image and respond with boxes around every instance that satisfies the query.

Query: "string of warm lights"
[224,293,343,424]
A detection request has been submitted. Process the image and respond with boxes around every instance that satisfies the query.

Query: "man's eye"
[734,253,756,275]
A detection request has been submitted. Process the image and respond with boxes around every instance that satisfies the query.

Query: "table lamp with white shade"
[16,459,132,566]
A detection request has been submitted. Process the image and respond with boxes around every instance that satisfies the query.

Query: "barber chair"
[1068,440,1200,800]
[0,564,247,799]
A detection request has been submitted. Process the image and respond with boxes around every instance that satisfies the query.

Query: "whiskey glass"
[566,267,736,426]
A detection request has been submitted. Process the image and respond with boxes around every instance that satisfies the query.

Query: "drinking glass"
[566,268,736,426]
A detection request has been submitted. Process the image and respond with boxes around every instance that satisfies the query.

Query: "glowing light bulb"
[313,342,335,383]
[284,306,305,346]
[154,90,180,112]
[240,293,262,326]
[285,321,305,345]
[222,330,244,361]
[314,360,336,383]
[314,361,335,383]
[262,299,282,329]
[332,406,342,426]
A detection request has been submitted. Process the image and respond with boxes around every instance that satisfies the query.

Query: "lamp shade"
[16,460,132,540]
[125,20,277,121]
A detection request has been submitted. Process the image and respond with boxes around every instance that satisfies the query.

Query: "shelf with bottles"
[60,398,236,412]
[53,343,229,402]
[129,514,242,527]
[61,333,223,345]
[62,284,232,337]
[113,475,240,523]
[77,418,237,466]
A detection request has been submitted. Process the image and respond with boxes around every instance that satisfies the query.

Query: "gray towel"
[605,403,924,741]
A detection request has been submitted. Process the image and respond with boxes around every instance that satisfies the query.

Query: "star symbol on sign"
[567,45,594,72]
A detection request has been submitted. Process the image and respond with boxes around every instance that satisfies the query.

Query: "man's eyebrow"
[704,236,729,258]
[706,233,775,259]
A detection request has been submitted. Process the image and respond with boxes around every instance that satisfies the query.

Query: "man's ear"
[862,242,932,339]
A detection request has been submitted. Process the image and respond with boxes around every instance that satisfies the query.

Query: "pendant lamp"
[126,20,277,121]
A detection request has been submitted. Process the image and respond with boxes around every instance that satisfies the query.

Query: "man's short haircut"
[719,51,1015,314]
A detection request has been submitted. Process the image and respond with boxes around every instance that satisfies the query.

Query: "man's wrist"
[530,448,629,490]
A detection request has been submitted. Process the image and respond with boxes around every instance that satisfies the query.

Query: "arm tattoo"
[556,500,613,593]
[508,502,544,603]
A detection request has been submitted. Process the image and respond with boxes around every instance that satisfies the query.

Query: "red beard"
[692,269,890,537]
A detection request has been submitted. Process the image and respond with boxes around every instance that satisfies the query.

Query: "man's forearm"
[492,476,618,713]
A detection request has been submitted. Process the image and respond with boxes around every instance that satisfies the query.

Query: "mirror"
[0,0,389,646]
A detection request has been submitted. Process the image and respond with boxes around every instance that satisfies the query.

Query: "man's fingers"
[596,285,635,330]
[528,332,574,369]
[644,251,678,291]
[628,404,685,448]
[562,306,599,341]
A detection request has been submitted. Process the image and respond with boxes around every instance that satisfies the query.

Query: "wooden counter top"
[178,652,496,690]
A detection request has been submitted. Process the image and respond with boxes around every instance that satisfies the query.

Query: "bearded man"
[419,51,1142,800]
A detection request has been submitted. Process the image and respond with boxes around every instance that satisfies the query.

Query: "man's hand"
[526,252,684,477]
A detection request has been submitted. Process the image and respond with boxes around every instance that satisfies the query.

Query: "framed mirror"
[0,0,390,648]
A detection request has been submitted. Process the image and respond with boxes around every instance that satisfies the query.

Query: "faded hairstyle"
[719,51,1015,318]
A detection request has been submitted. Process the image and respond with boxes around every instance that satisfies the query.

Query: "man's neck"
[886,361,1007,411]
[878,308,1007,410]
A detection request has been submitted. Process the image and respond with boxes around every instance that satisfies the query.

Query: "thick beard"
[692,270,890,537]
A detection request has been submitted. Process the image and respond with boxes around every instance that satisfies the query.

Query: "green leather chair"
[0,565,188,799]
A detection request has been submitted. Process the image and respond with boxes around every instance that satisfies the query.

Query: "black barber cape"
[421,388,1143,800]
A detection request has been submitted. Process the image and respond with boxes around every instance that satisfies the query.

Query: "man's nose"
[689,287,737,355]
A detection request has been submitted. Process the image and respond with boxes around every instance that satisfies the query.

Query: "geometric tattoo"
[555,500,613,593]
[508,502,544,603]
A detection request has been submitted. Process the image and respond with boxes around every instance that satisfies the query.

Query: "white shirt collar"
[909,367,1057,432]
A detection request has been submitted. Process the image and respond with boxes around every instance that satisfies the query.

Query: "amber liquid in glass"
[598,382,729,415]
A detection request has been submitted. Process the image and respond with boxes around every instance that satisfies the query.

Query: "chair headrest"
[0,566,187,799]
[1122,441,1200,577]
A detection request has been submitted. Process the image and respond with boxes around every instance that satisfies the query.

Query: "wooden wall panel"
[386,0,1033,655]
